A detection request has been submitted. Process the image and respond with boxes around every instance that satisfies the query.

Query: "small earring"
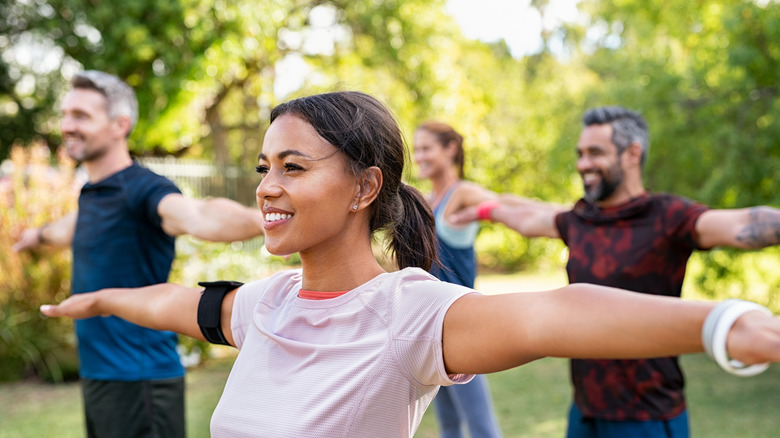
[352,204,358,210]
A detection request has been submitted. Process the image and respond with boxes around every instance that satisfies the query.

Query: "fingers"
[40,304,61,317]
[38,294,99,320]
[727,312,780,365]
[12,229,38,252]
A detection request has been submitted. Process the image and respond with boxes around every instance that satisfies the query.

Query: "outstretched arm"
[13,211,78,251]
[442,285,780,375]
[158,193,264,242]
[441,181,498,224]
[40,283,239,347]
[696,206,780,249]
[449,193,566,239]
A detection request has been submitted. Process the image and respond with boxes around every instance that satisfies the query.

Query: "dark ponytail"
[270,91,439,270]
[392,184,437,271]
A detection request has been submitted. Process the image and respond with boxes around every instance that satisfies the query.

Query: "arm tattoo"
[735,207,780,248]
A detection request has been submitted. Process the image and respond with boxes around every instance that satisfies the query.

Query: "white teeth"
[582,173,599,184]
[265,213,292,222]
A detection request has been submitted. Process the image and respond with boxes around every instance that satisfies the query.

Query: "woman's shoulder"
[454,180,484,193]
[391,266,437,282]
[390,267,474,297]
[453,180,489,197]
[380,268,477,326]
[448,181,494,210]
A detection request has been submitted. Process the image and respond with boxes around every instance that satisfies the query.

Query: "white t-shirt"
[210,267,476,438]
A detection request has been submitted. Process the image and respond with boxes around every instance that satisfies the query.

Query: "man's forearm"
[195,198,264,242]
[736,207,780,248]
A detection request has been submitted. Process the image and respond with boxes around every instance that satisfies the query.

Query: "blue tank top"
[429,184,479,288]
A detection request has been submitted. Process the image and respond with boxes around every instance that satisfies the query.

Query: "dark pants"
[82,377,186,438]
[566,403,689,438]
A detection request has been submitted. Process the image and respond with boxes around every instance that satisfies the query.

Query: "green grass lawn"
[1,354,778,437]
[2,271,778,437]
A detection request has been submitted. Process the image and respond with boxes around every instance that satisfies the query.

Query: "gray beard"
[583,174,622,204]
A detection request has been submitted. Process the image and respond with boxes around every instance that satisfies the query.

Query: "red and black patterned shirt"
[555,193,708,421]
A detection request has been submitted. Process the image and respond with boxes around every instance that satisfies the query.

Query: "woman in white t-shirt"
[41,91,780,438]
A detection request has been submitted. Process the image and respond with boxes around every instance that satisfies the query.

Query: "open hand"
[727,310,780,367]
[12,228,41,252]
[40,292,105,320]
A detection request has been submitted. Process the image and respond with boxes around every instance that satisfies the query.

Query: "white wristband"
[701,299,773,377]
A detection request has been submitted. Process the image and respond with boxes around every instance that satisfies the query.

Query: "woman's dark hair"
[416,121,465,179]
[270,91,438,271]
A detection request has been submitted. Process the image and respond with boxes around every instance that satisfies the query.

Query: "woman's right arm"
[40,283,239,346]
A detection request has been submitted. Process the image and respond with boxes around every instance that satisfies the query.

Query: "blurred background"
[1,0,779,383]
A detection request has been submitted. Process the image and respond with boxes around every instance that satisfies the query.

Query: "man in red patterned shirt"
[450,106,780,438]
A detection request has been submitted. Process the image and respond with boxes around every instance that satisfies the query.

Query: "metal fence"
[137,157,258,207]
[137,157,266,254]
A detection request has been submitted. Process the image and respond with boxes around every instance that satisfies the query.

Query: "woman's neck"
[298,239,386,292]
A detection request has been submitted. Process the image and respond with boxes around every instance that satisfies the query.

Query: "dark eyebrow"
[257,150,312,161]
[578,144,606,153]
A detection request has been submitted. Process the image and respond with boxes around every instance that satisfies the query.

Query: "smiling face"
[576,123,626,204]
[255,114,361,256]
[60,88,126,163]
[413,128,454,180]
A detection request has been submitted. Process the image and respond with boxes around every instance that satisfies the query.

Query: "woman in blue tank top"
[414,121,503,438]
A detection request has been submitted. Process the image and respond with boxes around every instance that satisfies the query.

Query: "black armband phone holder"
[197,280,244,345]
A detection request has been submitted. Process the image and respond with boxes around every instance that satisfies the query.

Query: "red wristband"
[476,200,499,221]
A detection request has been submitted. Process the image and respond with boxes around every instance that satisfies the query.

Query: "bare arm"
[441,182,497,226]
[449,193,566,239]
[158,193,264,241]
[490,195,565,238]
[696,207,780,249]
[13,211,78,251]
[40,283,239,347]
[442,285,780,374]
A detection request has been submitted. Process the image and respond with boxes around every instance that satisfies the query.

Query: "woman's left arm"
[441,284,780,374]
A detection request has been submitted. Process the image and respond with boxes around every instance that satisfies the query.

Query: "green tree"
[0,0,67,160]
[545,0,780,306]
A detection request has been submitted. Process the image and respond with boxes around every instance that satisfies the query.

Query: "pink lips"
[262,207,293,230]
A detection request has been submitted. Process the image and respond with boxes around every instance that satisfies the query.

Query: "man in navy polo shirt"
[14,71,264,438]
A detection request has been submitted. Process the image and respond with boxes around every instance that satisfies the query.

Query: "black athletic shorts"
[81,377,186,438]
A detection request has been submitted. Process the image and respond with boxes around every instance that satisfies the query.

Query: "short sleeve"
[230,281,266,349]
[661,195,709,250]
[555,210,571,244]
[122,164,181,227]
[390,274,477,386]
[229,270,302,349]
[142,177,180,226]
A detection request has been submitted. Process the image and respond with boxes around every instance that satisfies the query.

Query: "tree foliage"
[2,0,778,325]
[560,0,780,208]
[547,0,780,304]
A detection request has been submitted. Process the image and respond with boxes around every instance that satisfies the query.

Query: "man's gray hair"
[583,106,650,167]
[71,70,138,135]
